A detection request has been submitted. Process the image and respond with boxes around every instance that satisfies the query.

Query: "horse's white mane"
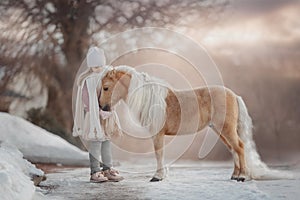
[115,65,169,133]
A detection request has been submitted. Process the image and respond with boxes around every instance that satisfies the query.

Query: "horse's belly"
[164,89,211,135]
[164,109,208,135]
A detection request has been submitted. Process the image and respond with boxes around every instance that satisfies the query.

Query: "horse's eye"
[103,87,108,91]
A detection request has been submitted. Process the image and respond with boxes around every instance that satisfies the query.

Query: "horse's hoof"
[231,176,238,180]
[237,177,245,182]
[150,177,162,182]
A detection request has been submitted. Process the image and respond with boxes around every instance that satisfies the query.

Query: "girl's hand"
[100,109,113,119]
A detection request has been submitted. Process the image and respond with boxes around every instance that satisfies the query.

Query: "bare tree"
[0,0,229,139]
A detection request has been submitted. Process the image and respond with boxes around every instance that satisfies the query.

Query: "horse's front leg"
[150,131,165,182]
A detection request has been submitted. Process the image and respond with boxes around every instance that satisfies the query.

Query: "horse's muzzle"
[102,104,111,111]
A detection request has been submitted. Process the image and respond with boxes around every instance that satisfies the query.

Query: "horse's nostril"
[102,105,110,111]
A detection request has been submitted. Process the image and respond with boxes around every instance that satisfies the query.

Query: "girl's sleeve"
[82,81,89,112]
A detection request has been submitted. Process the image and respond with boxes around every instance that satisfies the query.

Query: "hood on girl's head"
[87,46,106,68]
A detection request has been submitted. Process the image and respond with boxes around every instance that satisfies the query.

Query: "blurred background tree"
[0,0,229,147]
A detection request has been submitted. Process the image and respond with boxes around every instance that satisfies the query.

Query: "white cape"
[73,66,119,141]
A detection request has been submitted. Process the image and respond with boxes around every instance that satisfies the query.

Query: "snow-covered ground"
[0,112,89,200]
[40,161,300,200]
[0,112,88,166]
[1,112,299,200]
[0,142,45,200]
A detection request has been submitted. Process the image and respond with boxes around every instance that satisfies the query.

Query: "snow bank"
[0,142,44,200]
[0,112,88,166]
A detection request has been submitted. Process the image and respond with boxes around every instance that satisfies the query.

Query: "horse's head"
[100,69,131,111]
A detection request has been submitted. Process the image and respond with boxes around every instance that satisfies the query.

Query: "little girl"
[73,46,123,182]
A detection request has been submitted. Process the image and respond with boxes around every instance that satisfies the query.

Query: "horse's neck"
[126,72,169,132]
[118,73,132,100]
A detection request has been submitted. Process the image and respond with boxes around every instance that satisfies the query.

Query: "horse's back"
[163,86,238,135]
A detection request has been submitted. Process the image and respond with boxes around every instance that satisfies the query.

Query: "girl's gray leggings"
[86,140,112,175]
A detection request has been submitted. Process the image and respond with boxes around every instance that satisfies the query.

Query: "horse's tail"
[236,96,293,180]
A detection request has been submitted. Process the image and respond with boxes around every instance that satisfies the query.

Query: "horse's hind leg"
[231,151,240,180]
[212,127,240,180]
[224,133,246,182]
[150,131,165,182]
[219,134,240,180]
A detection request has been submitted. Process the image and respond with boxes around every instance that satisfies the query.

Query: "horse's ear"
[108,69,116,78]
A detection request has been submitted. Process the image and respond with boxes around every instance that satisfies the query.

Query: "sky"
[197,0,300,53]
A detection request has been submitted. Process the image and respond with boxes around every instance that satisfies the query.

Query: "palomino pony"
[99,66,276,182]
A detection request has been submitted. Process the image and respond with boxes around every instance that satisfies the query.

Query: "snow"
[1,112,299,199]
[0,142,45,200]
[0,112,90,199]
[0,112,89,166]
[40,161,300,200]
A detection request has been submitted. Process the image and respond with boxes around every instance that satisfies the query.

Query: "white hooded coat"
[73,71,104,141]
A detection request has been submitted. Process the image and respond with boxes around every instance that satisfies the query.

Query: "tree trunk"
[47,1,93,131]
[55,1,92,86]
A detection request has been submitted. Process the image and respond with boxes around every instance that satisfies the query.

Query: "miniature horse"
[99,66,273,182]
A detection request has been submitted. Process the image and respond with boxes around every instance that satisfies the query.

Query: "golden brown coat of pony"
[99,66,290,182]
